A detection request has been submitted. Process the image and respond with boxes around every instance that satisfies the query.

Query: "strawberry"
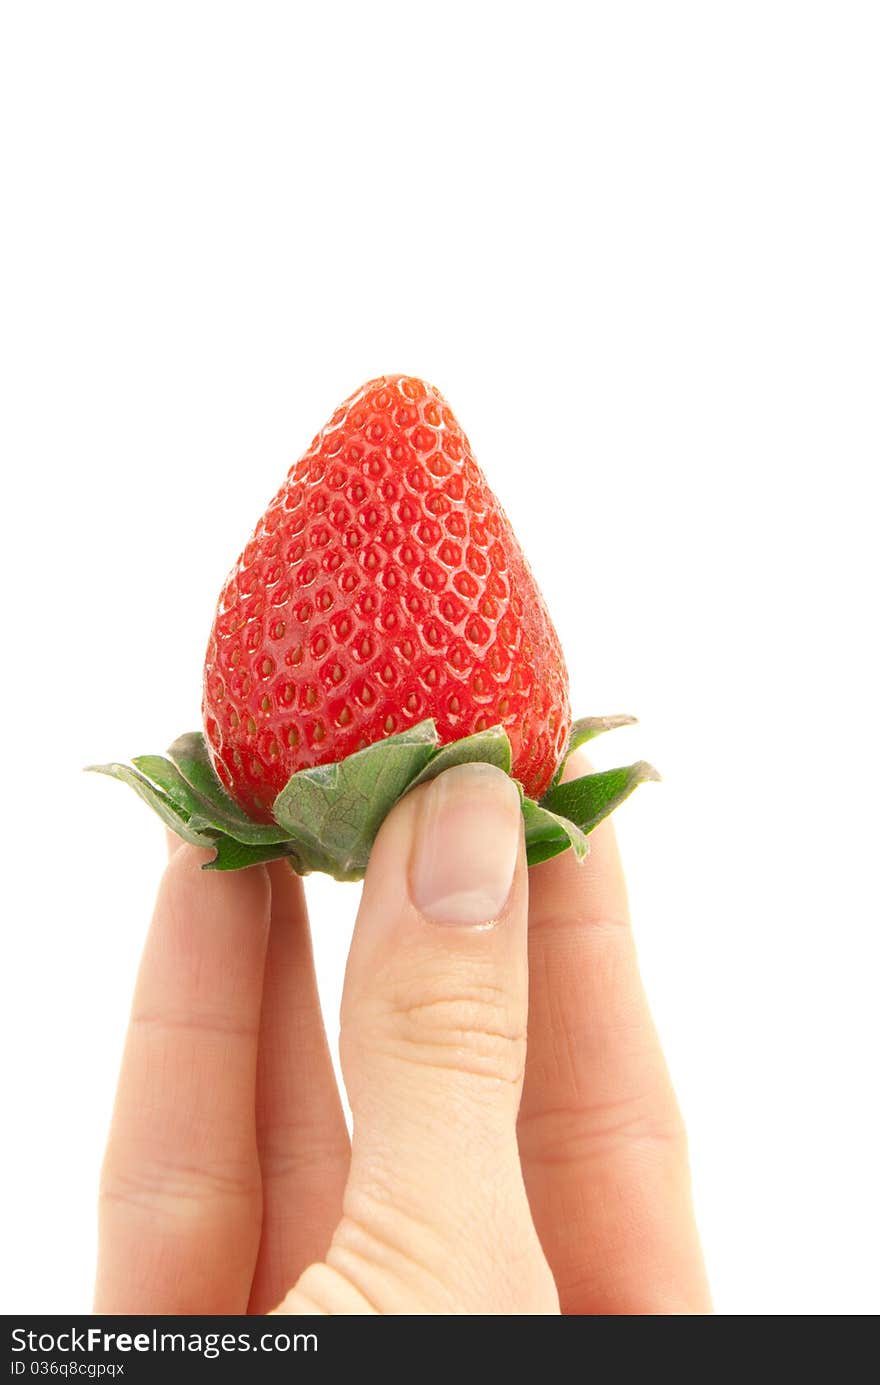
[202,375,571,820]
[91,376,657,879]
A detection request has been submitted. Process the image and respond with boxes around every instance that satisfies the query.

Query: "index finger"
[518,753,710,1314]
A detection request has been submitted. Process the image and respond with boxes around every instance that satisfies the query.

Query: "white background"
[1,2,878,1315]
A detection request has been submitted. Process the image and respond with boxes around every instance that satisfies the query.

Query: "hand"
[95,756,710,1315]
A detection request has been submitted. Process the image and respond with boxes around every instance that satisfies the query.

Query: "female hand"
[95,757,710,1314]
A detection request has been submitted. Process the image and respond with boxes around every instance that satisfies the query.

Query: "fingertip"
[561,746,595,782]
[165,828,185,857]
[159,841,272,933]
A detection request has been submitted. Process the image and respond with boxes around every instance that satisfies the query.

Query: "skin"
[95,752,710,1315]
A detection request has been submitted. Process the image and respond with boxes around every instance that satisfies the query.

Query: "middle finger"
[248,863,350,1312]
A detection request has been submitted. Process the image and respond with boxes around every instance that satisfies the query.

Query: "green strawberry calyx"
[87,716,658,881]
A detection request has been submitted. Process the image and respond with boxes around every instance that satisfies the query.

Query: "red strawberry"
[202,376,571,820]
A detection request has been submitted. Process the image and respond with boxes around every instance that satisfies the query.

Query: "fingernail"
[409,762,522,926]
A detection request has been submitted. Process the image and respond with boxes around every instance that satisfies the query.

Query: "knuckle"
[329,1197,558,1315]
[527,907,631,938]
[130,1009,260,1041]
[99,1152,261,1222]
[519,1090,689,1168]
[344,980,527,1087]
[388,983,526,1085]
[256,1124,350,1183]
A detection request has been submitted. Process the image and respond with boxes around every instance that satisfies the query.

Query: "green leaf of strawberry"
[406,724,512,790]
[551,714,639,788]
[87,760,218,848]
[521,797,590,867]
[541,761,662,834]
[89,716,656,878]
[272,721,439,879]
[206,836,302,873]
[164,734,294,845]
